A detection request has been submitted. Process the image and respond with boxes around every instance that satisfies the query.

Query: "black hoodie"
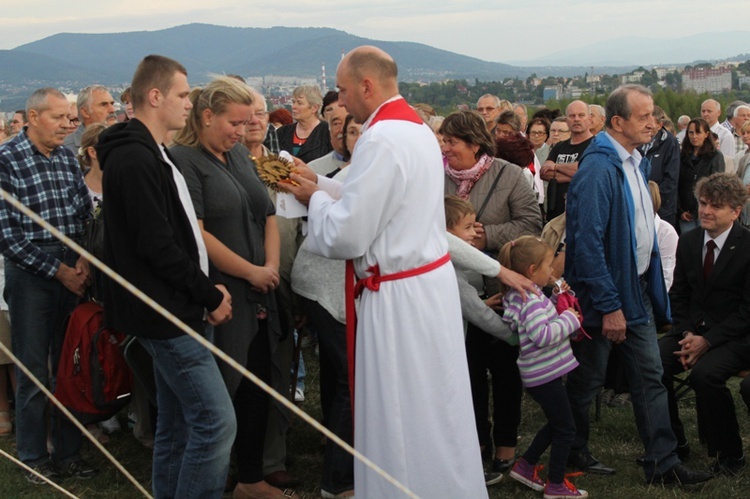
[96,118,223,339]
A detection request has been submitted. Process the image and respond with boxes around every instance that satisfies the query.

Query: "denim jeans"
[139,331,236,499]
[300,297,354,494]
[565,281,679,477]
[5,245,81,466]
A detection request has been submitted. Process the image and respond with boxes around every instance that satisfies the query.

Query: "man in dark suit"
[660,172,750,475]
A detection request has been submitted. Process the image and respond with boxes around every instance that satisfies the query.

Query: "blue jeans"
[565,281,679,477]
[5,245,81,466]
[139,331,236,499]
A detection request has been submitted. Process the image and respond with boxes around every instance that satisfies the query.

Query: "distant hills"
[2,23,748,104]
[4,23,525,86]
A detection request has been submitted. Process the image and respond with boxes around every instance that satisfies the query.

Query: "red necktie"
[703,239,717,280]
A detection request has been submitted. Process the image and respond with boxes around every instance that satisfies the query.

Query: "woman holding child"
[440,110,543,473]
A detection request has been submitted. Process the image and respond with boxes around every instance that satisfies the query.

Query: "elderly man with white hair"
[63,84,115,153]
[701,99,735,159]
[729,104,750,158]
[589,104,605,135]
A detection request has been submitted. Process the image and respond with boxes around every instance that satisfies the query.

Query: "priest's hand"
[291,160,318,183]
[280,173,320,206]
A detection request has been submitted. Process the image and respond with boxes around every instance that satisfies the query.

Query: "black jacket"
[640,128,680,227]
[677,151,724,218]
[96,119,223,339]
[668,223,750,351]
[276,121,332,163]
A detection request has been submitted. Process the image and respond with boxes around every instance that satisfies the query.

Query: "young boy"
[445,196,516,343]
[445,195,517,486]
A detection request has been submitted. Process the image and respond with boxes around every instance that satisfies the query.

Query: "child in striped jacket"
[500,236,588,499]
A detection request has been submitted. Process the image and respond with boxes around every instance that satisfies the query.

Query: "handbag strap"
[476,162,506,222]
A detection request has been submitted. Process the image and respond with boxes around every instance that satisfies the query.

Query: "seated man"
[660,172,750,475]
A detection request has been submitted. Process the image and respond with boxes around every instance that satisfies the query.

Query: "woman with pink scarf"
[441,110,543,477]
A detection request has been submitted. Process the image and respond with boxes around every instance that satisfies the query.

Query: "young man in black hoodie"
[96,55,235,499]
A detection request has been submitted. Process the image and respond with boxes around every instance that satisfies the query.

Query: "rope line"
[0,340,152,498]
[0,447,80,498]
[0,187,419,499]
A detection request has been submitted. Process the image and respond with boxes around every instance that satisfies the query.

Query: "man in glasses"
[476,94,502,132]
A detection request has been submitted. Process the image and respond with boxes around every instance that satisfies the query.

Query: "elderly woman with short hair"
[440,109,542,473]
[276,85,332,163]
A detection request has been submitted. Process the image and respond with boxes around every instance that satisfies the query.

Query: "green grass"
[1,352,749,498]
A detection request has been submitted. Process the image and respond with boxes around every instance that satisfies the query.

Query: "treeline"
[399,80,750,123]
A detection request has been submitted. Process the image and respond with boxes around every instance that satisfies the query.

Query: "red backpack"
[55,301,133,424]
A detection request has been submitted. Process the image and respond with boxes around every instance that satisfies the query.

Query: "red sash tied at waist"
[344,253,451,413]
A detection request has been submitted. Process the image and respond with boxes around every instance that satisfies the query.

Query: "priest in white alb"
[281,46,488,498]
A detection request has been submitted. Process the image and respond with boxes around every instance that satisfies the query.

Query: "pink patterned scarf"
[444,154,494,199]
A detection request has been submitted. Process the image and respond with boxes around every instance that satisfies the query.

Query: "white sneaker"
[294,387,305,403]
[100,415,122,434]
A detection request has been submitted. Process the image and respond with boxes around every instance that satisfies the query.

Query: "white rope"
[0,339,152,498]
[0,447,80,498]
[0,187,420,499]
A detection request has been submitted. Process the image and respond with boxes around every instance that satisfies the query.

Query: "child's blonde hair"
[444,195,476,230]
[499,236,551,282]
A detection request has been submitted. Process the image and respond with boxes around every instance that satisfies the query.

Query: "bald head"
[342,46,398,91]
[336,45,399,123]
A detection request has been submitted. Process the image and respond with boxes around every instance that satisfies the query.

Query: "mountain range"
[1,23,748,92]
[2,23,524,87]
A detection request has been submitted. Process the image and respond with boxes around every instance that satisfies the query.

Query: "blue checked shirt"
[0,130,91,278]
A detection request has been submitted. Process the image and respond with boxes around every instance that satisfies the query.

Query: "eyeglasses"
[477,107,497,113]
[494,129,515,138]
[550,129,570,134]
[528,131,547,136]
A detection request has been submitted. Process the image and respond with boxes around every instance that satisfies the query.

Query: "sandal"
[0,411,12,436]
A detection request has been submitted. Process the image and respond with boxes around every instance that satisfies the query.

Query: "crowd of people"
[0,46,749,499]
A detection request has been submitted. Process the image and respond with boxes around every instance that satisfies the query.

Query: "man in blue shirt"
[0,87,95,483]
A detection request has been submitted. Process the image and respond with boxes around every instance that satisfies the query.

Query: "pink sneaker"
[543,477,588,498]
[509,457,545,492]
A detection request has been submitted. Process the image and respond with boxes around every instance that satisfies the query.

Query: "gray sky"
[0,1,740,63]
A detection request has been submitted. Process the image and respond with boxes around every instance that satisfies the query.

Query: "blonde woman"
[171,76,293,499]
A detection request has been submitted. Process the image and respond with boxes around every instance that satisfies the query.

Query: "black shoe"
[23,461,61,485]
[567,451,616,475]
[492,456,516,473]
[62,458,98,479]
[647,463,712,485]
[711,455,745,476]
[636,442,690,466]
[484,471,503,486]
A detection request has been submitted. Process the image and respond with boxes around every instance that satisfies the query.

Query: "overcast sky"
[0,1,741,63]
